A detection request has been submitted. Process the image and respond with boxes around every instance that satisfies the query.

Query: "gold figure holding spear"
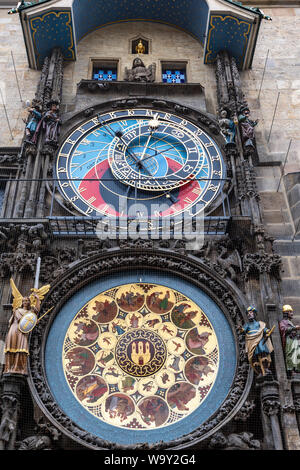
[4,278,51,375]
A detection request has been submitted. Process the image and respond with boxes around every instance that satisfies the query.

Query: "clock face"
[56,108,225,222]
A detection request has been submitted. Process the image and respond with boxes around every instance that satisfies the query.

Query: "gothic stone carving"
[243,253,282,281]
[0,222,51,277]
[16,416,61,450]
[208,431,261,450]
[0,395,19,449]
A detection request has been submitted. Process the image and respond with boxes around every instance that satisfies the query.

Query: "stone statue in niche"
[239,306,274,376]
[279,304,300,376]
[3,278,50,375]
[216,238,242,281]
[124,57,156,83]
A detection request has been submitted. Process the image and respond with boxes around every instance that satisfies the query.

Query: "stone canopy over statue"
[124,58,156,83]
[3,278,50,375]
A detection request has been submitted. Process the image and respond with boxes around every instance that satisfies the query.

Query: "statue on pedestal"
[124,58,156,83]
[239,306,274,376]
[218,109,236,145]
[4,278,50,375]
[238,106,259,154]
[42,100,61,146]
[279,304,300,375]
[24,102,42,145]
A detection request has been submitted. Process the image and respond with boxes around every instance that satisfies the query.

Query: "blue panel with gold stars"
[205,14,252,69]
[45,270,236,445]
[71,0,209,44]
[29,9,75,68]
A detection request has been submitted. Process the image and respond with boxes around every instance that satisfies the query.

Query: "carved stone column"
[215,50,300,450]
[215,50,260,221]
[13,148,36,218]
[291,377,300,443]
[23,47,63,218]
[259,378,283,450]
[0,374,27,450]
[36,147,51,218]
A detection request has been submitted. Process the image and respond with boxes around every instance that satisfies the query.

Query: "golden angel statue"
[4,278,50,375]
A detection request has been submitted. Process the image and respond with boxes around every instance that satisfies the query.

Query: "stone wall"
[1,6,300,159]
[61,20,215,111]
[0,9,40,146]
[243,7,300,320]
[242,7,300,168]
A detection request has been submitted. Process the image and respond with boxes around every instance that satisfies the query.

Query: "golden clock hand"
[137,143,185,164]
[140,132,153,161]
[139,116,159,161]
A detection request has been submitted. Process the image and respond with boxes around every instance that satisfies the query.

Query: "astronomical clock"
[55,107,225,225]
[3,0,290,452]
[29,101,248,450]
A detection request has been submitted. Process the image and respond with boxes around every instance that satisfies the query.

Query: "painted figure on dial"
[138,397,169,427]
[167,382,196,412]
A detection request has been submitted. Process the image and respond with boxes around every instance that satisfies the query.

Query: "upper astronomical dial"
[56,108,225,218]
[108,116,205,191]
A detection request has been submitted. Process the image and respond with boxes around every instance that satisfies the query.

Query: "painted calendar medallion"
[61,282,219,431]
[45,271,237,446]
